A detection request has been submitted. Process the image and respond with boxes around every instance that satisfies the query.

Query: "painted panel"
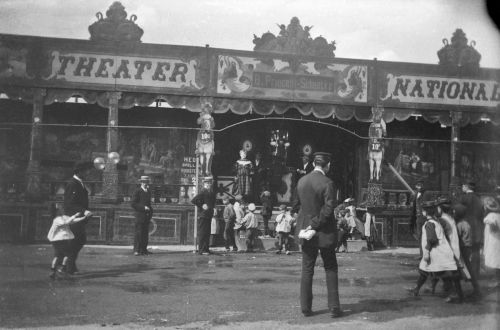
[42,51,203,91]
[381,73,500,108]
[217,54,368,104]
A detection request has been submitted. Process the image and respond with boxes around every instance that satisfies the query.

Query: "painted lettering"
[169,63,188,82]
[152,62,171,81]
[475,83,488,101]
[73,57,97,77]
[113,59,131,79]
[57,55,75,75]
[438,81,448,98]
[134,60,152,80]
[490,84,500,101]
[409,79,424,97]
[95,58,114,78]
[460,82,476,100]
[446,81,460,99]
[426,80,440,98]
[393,78,411,96]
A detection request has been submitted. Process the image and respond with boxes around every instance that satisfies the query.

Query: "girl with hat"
[408,200,463,303]
[482,196,500,290]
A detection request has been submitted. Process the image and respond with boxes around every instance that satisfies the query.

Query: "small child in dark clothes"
[453,203,478,294]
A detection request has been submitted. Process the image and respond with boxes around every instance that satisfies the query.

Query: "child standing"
[336,209,349,253]
[275,204,294,255]
[243,203,259,252]
[47,207,86,279]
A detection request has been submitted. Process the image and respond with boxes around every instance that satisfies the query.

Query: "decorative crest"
[252,17,336,57]
[437,29,481,76]
[88,2,144,42]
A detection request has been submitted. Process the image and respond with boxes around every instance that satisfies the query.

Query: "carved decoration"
[253,17,336,57]
[437,29,481,76]
[196,101,215,178]
[368,106,386,182]
[88,2,144,43]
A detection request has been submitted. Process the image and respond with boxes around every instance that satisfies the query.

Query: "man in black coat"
[458,181,483,299]
[409,180,432,257]
[64,161,93,274]
[131,176,154,256]
[292,152,342,318]
[191,180,216,255]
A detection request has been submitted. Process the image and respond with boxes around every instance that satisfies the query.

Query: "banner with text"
[380,73,500,108]
[216,54,369,104]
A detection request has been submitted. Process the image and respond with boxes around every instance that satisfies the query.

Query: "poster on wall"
[217,54,368,104]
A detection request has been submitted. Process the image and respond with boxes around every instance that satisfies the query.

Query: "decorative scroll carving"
[437,29,481,76]
[88,2,144,43]
[253,17,336,57]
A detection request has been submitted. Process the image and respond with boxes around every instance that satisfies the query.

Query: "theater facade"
[1,2,499,247]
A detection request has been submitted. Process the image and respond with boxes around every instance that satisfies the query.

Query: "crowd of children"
[408,194,500,304]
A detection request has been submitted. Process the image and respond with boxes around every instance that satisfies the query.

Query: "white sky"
[0,0,499,68]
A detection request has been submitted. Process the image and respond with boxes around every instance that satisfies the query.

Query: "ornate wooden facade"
[1,2,499,246]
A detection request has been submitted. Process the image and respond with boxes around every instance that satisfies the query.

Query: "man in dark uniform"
[191,180,216,255]
[131,176,154,256]
[458,181,483,299]
[410,180,431,257]
[64,161,93,275]
[292,152,342,318]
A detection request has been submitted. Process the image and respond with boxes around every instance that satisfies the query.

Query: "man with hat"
[131,176,154,256]
[458,181,484,299]
[64,161,93,274]
[191,179,216,255]
[410,180,432,257]
[291,151,342,318]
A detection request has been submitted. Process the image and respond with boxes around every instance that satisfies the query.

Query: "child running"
[47,206,87,279]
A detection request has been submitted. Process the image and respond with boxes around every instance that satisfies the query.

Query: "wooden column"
[101,92,121,202]
[26,88,46,202]
[449,111,462,200]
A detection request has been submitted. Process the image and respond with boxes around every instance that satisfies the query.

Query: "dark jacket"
[458,191,484,244]
[292,170,338,248]
[410,189,432,231]
[191,188,216,219]
[131,187,153,222]
[64,177,90,239]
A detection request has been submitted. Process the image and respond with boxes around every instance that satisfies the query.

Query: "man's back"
[459,192,484,243]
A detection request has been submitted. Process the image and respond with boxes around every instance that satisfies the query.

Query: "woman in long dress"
[233,149,253,198]
[483,196,500,290]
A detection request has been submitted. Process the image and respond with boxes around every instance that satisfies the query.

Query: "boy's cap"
[452,203,467,219]
[279,204,287,211]
[247,203,256,211]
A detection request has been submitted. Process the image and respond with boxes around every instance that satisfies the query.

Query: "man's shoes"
[330,308,343,318]
[302,310,313,317]
[144,250,153,255]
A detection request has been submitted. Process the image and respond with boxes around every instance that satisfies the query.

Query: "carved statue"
[196,103,215,177]
[368,107,386,182]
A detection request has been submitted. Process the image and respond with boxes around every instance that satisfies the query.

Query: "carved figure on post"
[196,103,215,177]
[368,107,386,182]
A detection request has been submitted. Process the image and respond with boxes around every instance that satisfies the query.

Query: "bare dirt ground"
[0,244,498,329]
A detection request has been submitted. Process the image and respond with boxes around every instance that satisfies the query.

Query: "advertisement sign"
[217,55,368,104]
[380,73,500,108]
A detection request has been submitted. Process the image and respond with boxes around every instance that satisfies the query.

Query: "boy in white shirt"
[47,206,87,279]
[275,204,294,255]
